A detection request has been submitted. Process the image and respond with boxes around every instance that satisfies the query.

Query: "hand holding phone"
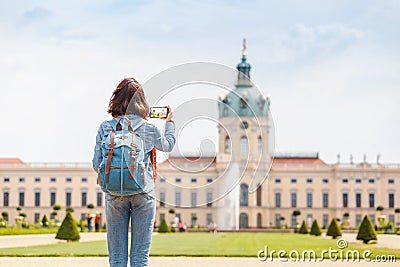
[150,106,170,119]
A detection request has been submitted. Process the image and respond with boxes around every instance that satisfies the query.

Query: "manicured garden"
[0,232,399,259]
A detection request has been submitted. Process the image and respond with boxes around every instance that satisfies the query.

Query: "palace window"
[342,193,348,208]
[240,136,248,154]
[323,192,329,208]
[224,136,231,153]
[369,193,375,208]
[275,192,281,208]
[356,193,362,208]
[240,183,249,206]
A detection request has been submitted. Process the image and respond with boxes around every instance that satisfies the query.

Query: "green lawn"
[0,233,399,259]
[0,228,58,235]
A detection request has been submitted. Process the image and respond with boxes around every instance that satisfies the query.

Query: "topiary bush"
[327,218,342,239]
[356,215,377,244]
[310,219,322,236]
[56,212,80,242]
[66,207,74,213]
[158,218,170,233]
[298,220,309,234]
[1,211,9,222]
[78,219,87,232]
[52,204,62,211]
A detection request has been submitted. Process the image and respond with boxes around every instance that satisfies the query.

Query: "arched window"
[240,183,249,206]
[240,136,248,154]
[257,213,262,228]
[224,136,231,153]
[256,184,262,206]
[239,213,249,229]
[258,135,262,153]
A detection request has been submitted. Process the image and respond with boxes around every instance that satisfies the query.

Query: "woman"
[92,78,175,267]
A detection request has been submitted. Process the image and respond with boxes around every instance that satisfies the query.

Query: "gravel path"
[0,232,107,248]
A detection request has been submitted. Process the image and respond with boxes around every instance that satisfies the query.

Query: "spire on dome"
[242,38,247,58]
[236,38,252,86]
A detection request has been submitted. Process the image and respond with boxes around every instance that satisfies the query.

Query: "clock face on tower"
[240,121,249,129]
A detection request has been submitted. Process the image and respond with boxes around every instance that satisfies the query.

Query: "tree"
[66,207,74,213]
[78,220,87,232]
[310,219,322,236]
[55,212,80,242]
[168,209,175,215]
[87,203,95,209]
[52,204,62,221]
[395,208,400,229]
[41,215,49,228]
[158,218,170,233]
[326,218,342,239]
[356,215,377,244]
[1,211,9,222]
[298,220,309,234]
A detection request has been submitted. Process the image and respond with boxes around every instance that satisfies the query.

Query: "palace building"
[1,46,399,230]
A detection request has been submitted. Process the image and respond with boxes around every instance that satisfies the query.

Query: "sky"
[0,0,399,164]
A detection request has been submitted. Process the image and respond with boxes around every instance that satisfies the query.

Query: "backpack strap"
[129,131,137,179]
[152,148,157,181]
[116,117,133,131]
[128,119,145,179]
[105,130,116,184]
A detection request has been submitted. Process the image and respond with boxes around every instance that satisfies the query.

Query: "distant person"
[209,221,217,233]
[174,215,179,227]
[92,78,176,267]
[86,213,93,232]
[95,212,101,232]
[178,221,187,232]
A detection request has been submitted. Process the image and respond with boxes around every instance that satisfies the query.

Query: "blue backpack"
[98,117,147,196]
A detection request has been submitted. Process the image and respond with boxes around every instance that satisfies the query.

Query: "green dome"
[218,85,270,118]
[218,50,270,118]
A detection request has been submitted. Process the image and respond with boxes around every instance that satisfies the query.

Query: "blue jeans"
[106,192,156,267]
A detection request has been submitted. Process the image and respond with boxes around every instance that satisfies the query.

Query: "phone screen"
[150,107,168,118]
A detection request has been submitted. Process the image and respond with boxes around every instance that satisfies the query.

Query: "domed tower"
[216,39,272,230]
[217,39,271,163]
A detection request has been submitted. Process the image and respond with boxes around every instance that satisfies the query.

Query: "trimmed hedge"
[326,218,342,239]
[356,215,377,244]
[310,219,322,236]
[158,218,170,233]
[55,212,80,241]
[298,220,309,234]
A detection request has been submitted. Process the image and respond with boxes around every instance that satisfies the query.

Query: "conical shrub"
[326,218,342,239]
[55,212,80,241]
[356,215,377,244]
[298,220,309,234]
[158,218,170,233]
[310,219,322,236]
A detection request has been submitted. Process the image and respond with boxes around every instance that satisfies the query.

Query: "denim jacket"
[92,114,176,194]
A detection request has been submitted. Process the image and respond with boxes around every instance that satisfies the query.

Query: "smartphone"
[150,107,169,118]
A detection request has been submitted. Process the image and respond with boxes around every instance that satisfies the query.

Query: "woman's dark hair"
[108,78,149,117]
